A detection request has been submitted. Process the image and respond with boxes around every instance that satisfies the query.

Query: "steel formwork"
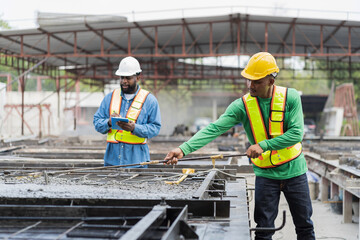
[0,145,251,240]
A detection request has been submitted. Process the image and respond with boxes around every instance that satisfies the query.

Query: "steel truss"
[0,13,359,85]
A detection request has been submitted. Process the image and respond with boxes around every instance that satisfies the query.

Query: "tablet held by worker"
[111,117,129,130]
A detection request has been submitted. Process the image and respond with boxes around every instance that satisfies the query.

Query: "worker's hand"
[246,143,264,159]
[108,112,121,127]
[164,148,184,165]
[116,120,135,132]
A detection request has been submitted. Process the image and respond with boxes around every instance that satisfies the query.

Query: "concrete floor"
[245,175,359,240]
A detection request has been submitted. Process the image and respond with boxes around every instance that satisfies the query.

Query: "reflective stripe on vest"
[107,88,150,144]
[269,85,286,136]
[243,85,302,168]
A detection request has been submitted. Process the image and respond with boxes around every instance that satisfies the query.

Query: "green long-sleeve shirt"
[180,87,308,180]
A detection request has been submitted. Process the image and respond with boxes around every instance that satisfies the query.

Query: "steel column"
[348,27,352,55]
[20,75,24,135]
[265,22,268,52]
[209,23,213,55]
[100,30,104,56]
[155,26,158,56]
[74,31,77,55]
[237,16,240,55]
[47,33,50,56]
[320,25,323,54]
[292,23,295,55]
[128,28,131,55]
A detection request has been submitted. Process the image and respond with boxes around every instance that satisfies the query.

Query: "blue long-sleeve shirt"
[93,86,161,166]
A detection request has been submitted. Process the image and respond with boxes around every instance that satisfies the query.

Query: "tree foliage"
[0,16,10,30]
[316,60,360,102]
[275,58,331,95]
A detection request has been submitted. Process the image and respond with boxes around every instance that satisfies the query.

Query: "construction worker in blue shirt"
[93,56,161,167]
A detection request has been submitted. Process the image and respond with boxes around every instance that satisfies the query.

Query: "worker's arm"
[131,94,161,139]
[164,98,245,164]
[93,93,112,134]
[258,88,304,151]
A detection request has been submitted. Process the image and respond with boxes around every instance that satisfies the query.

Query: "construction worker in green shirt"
[165,52,315,240]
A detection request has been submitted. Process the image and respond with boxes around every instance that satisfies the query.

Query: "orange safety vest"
[243,85,302,168]
[107,88,150,144]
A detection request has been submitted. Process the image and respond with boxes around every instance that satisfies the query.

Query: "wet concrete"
[0,175,202,200]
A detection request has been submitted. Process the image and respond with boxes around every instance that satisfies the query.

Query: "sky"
[1,0,360,29]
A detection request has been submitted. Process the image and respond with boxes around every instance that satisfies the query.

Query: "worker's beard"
[121,82,137,94]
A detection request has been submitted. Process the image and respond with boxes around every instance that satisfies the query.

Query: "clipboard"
[111,117,129,130]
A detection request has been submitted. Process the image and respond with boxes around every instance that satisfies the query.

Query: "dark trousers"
[254,173,315,240]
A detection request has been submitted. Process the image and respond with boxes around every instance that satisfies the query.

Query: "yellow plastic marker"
[140,160,159,165]
[165,168,195,185]
[28,172,43,178]
[210,154,223,168]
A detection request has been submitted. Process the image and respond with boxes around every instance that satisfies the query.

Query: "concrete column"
[212,98,217,122]
[321,177,329,202]
[330,182,339,199]
[343,190,352,223]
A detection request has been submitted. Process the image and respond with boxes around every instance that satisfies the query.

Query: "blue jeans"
[254,173,315,240]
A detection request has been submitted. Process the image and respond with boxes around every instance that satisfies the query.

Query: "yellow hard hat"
[241,52,279,80]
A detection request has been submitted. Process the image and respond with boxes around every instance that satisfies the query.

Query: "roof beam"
[0,33,49,58]
[38,27,111,66]
[276,18,297,53]
[311,20,347,59]
[323,21,346,44]
[297,26,320,53]
[84,23,128,54]
[0,33,78,73]
[182,18,203,54]
[133,21,169,55]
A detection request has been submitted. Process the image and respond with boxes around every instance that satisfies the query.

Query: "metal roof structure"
[0,12,359,85]
[1,12,359,136]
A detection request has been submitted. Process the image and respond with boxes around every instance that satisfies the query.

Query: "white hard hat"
[115,56,142,76]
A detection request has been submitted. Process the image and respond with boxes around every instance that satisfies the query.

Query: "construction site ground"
[245,173,359,240]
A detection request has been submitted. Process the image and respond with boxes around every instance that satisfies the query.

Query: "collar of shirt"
[124,93,136,100]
